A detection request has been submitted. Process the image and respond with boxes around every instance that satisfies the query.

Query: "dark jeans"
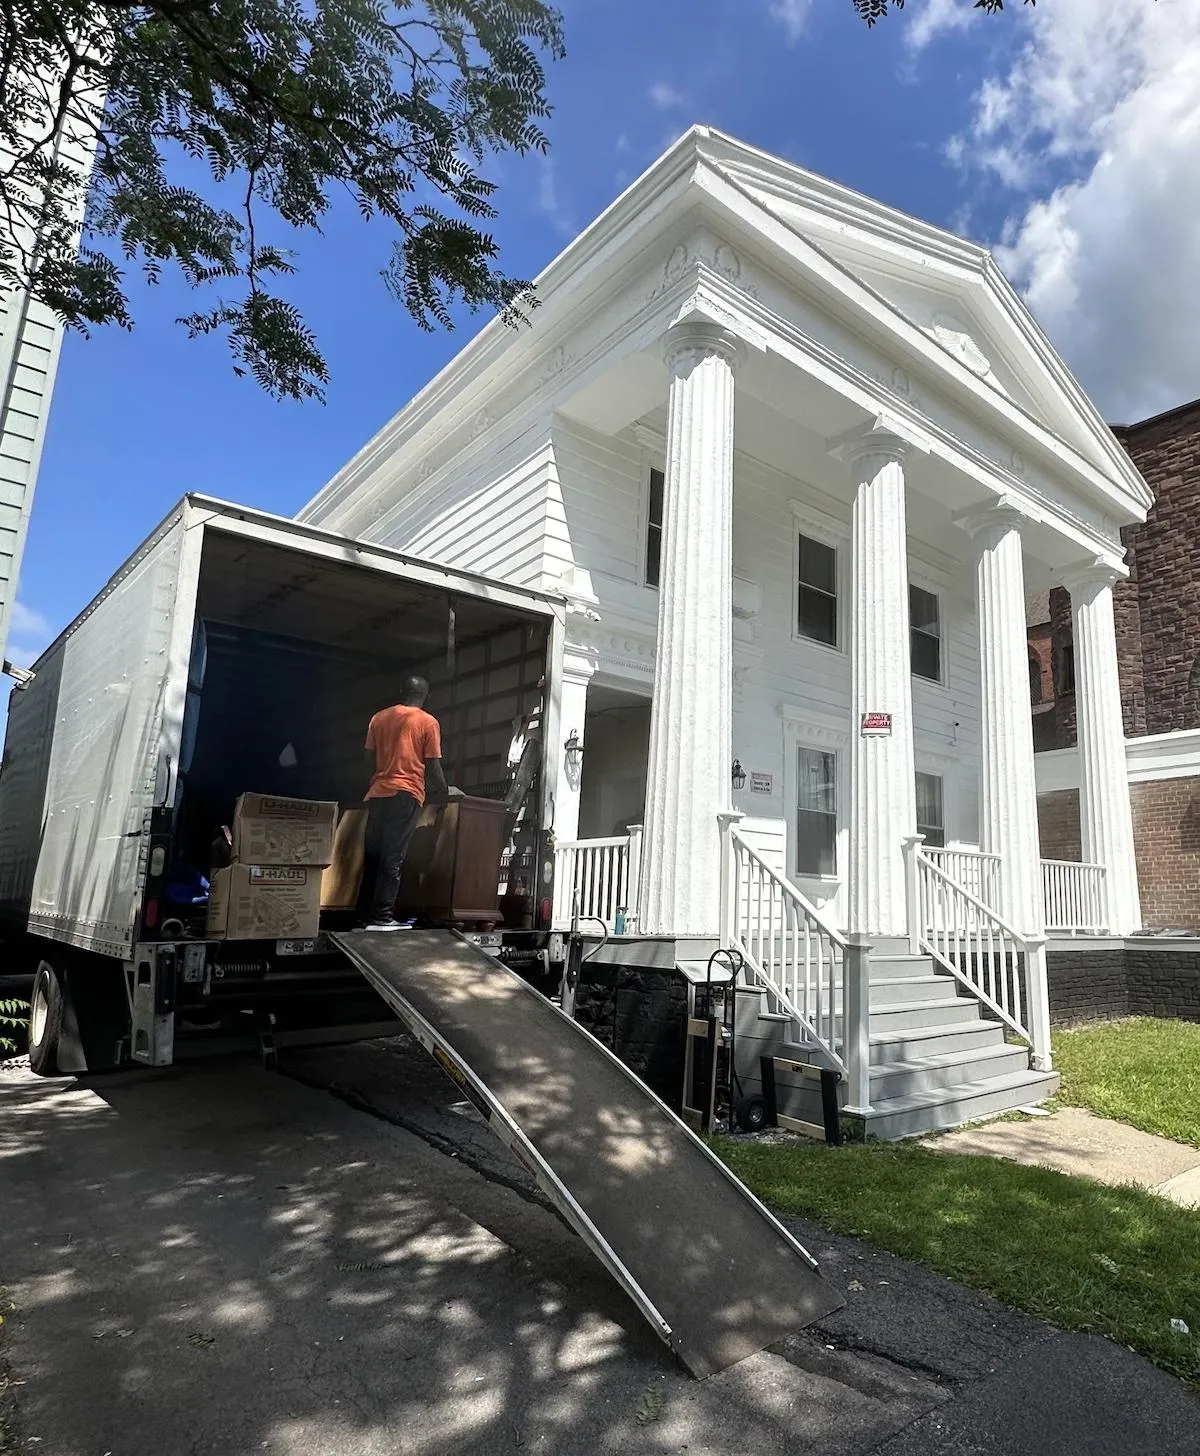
[361,792,422,922]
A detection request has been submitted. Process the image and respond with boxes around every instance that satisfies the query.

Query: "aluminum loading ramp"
[334,929,842,1378]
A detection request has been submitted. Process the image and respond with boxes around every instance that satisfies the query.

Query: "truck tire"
[27,961,63,1076]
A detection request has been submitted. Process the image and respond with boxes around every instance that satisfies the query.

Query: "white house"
[301,128,1151,1134]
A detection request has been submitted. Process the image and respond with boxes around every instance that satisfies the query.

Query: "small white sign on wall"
[750,771,773,794]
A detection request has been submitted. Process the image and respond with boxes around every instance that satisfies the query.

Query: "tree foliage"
[0,0,565,400]
[852,0,1034,21]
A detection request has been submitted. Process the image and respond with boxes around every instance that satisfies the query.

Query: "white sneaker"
[364,919,415,933]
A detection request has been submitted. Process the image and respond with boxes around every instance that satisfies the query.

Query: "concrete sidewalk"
[1,1055,1197,1455]
[927,1105,1200,1207]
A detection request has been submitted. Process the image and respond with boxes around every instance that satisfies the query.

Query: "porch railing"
[1041,859,1108,936]
[551,827,642,931]
[922,847,1002,914]
[720,816,862,1091]
[904,836,1051,1071]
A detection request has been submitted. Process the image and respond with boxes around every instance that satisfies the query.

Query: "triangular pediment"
[695,130,1149,508]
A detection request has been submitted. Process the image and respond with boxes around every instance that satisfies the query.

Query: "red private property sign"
[861,712,892,735]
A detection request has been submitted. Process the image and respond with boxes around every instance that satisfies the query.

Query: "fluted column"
[957,504,1044,935]
[1062,562,1142,934]
[639,321,742,936]
[841,427,917,938]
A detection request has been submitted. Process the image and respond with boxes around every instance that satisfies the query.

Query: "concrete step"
[866,1043,1032,1100]
[867,998,983,1034]
[856,1069,1060,1141]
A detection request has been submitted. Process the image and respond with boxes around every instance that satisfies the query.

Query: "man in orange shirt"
[361,676,459,931]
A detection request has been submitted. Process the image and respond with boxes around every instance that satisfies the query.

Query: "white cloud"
[649,81,687,111]
[904,0,975,53]
[767,0,812,45]
[10,601,49,640]
[536,158,574,238]
[953,0,1200,422]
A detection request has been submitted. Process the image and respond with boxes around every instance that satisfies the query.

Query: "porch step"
[855,1069,1060,1142]
[867,1020,1007,1062]
[866,1042,1031,1099]
[867,997,982,1033]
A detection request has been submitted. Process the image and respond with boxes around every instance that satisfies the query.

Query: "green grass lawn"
[1053,1017,1200,1148]
[717,1137,1200,1388]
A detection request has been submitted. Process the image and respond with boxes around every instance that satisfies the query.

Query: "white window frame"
[782,712,849,887]
[908,579,945,687]
[914,768,946,849]
[790,501,848,656]
[633,426,667,592]
[643,463,666,591]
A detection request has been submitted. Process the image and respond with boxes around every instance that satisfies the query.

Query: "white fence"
[551,829,641,931]
[1041,859,1108,935]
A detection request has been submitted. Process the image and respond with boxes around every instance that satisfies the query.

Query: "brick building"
[1033,397,1200,929]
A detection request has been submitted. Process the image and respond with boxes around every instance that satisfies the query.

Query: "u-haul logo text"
[250,867,309,885]
[259,798,321,818]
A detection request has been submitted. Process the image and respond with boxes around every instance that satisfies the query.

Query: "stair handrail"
[903,835,1051,1072]
[719,815,850,1077]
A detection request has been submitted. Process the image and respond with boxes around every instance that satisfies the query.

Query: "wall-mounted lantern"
[564,729,584,771]
[731,758,747,792]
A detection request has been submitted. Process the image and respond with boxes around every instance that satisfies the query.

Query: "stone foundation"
[1047,941,1200,1026]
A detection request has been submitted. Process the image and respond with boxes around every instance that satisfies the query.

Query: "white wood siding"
[367,423,555,589]
[0,295,66,662]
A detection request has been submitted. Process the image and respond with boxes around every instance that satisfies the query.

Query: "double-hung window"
[645,468,665,588]
[795,746,837,877]
[797,534,838,647]
[909,584,942,682]
[915,771,945,849]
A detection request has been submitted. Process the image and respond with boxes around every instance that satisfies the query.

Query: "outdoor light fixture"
[731,759,747,792]
[564,730,584,769]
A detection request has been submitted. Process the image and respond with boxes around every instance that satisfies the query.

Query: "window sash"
[646,468,664,588]
[796,746,837,876]
[915,771,945,849]
[910,584,942,682]
[797,534,838,647]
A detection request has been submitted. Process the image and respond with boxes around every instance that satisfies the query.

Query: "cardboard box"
[207,864,323,941]
[231,793,338,867]
[320,807,368,910]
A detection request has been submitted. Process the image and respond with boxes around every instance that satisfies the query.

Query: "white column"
[551,647,594,844]
[1061,563,1142,934]
[639,321,742,937]
[957,505,1044,936]
[841,427,918,938]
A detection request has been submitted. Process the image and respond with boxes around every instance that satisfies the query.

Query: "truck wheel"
[28,961,63,1076]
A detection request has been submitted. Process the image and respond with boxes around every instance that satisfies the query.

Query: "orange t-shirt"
[365,705,442,803]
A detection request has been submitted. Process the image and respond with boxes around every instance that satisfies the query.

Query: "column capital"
[953,496,1028,547]
[827,413,929,470]
[1060,557,1125,598]
[662,320,745,377]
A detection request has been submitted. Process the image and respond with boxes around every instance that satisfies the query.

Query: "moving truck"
[0,496,567,1074]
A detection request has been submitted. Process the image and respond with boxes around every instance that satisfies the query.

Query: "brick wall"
[1032,401,1200,749]
[1038,777,1200,931]
[1130,776,1200,930]
[1037,790,1082,862]
[1114,405,1200,735]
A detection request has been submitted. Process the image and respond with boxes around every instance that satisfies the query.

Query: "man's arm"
[424,758,463,802]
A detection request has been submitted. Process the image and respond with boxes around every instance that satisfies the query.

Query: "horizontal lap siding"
[0,297,64,658]
[548,420,644,588]
[730,452,982,853]
[372,428,554,589]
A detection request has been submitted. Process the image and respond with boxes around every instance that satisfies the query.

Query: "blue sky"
[11,0,1200,663]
